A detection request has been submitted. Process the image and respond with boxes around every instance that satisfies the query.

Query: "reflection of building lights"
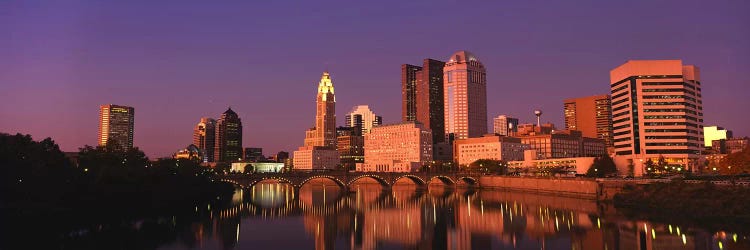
[682,234,687,245]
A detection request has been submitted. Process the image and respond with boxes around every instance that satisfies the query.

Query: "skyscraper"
[294,72,340,170]
[98,104,134,151]
[193,117,216,162]
[401,59,446,143]
[214,108,243,162]
[610,60,704,176]
[345,105,382,134]
[443,51,487,140]
[303,71,337,148]
[492,115,519,136]
[563,94,613,147]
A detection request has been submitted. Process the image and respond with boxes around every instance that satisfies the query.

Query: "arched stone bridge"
[219,171,482,191]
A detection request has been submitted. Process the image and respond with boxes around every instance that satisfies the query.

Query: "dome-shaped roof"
[447,50,481,64]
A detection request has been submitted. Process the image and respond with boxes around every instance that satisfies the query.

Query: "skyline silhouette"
[1,1,748,157]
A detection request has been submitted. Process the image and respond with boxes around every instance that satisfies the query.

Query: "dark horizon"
[1,0,748,157]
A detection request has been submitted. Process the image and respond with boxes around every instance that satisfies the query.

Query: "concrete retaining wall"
[480,176,599,200]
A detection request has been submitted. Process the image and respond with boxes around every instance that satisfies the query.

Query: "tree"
[0,133,76,202]
[644,158,656,175]
[586,155,618,178]
[719,147,750,175]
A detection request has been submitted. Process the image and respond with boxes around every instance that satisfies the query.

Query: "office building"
[243,147,264,162]
[98,104,135,151]
[517,123,556,136]
[302,71,337,148]
[345,105,382,134]
[214,108,243,162]
[712,137,749,154]
[609,60,704,176]
[492,115,519,136]
[337,126,364,170]
[444,51,487,140]
[402,58,447,144]
[563,94,613,147]
[193,117,216,162]
[294,71,340,170]
[518,130,607,160]
[453,135,526,166]
[359,122,432,172]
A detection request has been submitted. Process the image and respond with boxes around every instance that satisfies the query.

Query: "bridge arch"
[429,175,456,185]
[393,175,427,186]
[297,175,348,189]
[248,177,294,188]
[347,174,390,188]
[457,176,479,186]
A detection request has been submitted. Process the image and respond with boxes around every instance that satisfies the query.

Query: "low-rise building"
[453,134,526,166]
[712,137,749,154]
[508,154,596,175]
[518,130,607,160]
[359,122,432,172]
[293,146,340,170]
[231,162,285,173]
[174,144,201,161]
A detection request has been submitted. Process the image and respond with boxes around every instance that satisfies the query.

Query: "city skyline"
[1,1,748,157]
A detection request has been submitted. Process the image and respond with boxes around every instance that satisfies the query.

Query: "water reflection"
[177,179,748,250]
[18,179,747,249]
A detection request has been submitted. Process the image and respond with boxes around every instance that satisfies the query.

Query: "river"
[43,179,749,249]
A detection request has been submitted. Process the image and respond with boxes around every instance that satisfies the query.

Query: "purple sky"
[1,1,748,158]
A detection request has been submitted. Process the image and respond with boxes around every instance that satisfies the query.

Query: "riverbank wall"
[479,176,601,200]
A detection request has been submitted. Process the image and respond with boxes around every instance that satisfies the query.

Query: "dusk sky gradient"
[1,0,748,158]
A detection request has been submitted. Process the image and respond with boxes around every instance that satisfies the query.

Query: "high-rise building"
[563,94,613,147]
[345,105,382,134]
[294,72,340,170]
[214,108,243,162]
[703,126,732,147]
[492,115,519,136]
[401,59,447,143]
[98,104,135,151]
[193,117,216,162]
[610,60,704,176]
[443,51,487,140]
[303,71,337,148]
[336,126,364,170]
[360,122,432,172]
[401,64,421,122]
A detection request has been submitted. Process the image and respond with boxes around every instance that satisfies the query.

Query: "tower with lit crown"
[303,71,337,148]
[295,71,341,170]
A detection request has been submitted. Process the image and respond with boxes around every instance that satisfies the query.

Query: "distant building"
[563,94,613,147]
[231,162,284,173]
[609,60,704,176]
[337,126,364,170]
[294,72,340,170]
[360,122,432,172]
[271,151,289,163]
[214,108,243,162]
[518,130,607,160]
[98,104,134,151]
[453,135,526,166]
[444,51,487,140]
[712,137,749,154]
[704,126,732,147]
[492,115,519,136]
[345,105,383,134]
[193,117,216,162]
[517,123,556,136]
[174,144,201,160]
[243,147,264,162]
